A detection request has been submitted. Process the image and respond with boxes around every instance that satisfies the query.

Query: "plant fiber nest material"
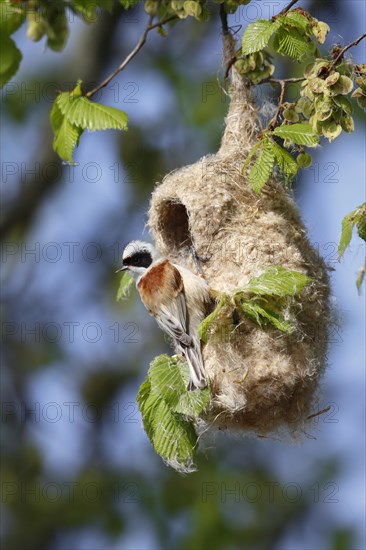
[147,35,330,438]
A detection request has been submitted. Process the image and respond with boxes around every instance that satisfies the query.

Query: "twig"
[306,406,331,421]
[86,14,178,98]
[329,32,366,70]
[219,4,229,37]
[277,0,300,17]
[269,77,305,84]
[269,79,286,130]
[224,54,237,79]
[224,0,300,79]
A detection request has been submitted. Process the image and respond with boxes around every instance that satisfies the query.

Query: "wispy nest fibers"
[148,39,330,438]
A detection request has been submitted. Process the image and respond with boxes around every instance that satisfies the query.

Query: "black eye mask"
[123,251,152,268]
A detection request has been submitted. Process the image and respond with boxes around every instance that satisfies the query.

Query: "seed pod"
[297,152,312,168]
[314,96,333,121]
[183,1,202,18]
[145,0,159,15]
[312,21,330,44]
[341,114,355,133]
[328,75,354,96]
[325,72,340,87]
[322,119,342,141]
[283,108,300,122]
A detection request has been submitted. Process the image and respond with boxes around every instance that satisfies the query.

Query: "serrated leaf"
[50,101,82,163]
[239,301,263,327]
[251,303,294,333]
[269,140,299,180]
[242,139,264,172]
[149,354,185,406]
[174,385,210,417]
[197,293,227,343]
[136,378,155,440]
[248,142,275,193]
[242,19,281,55]
[273,123,319,146]
[240,300,294,333]
[338,209,358,257]
[243,266,311,297]
[116,271,134,301]
[152,399,197,464]
[57,93,128,131]
[281,11,310,32]
[273,26,313,61]
[136,354,209,470]
[0,34,22,89]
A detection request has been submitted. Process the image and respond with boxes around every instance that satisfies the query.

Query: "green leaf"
[136,355,210,471]
[57,93,128,131]
[52,85,128,161]
[0,3,25,34]
[251,303,294,333]
[50,101,82,163]
[197,293,227,343]
[150,398,198,465]
[242,139,264,172]
[45,7,69,52]
[71,0,98,20]
[148,354,185,406]
[174,384,211,417]
[248,141,275,193]
[273,26,313,61]
[116,272,134,301]
[281,11,310,32]
[338,209,358,257]
[269,140,299,180]
[0,34,22,89]
[240,300,294,333]
[273,123,320,146]
[242,19,281,55]
[242,266,311,297]
[136,378,155,440]
[239,301,263,327]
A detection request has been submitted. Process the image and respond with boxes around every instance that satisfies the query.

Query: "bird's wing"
[156,299,192,347]
[138,259,207,389]
[138,259,191,347]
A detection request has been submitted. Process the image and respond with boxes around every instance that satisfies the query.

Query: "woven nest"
[147,37,330,438]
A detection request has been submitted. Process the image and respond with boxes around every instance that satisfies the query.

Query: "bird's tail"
[182,339,207,391]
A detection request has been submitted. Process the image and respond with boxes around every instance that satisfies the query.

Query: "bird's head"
[118,240,158,279]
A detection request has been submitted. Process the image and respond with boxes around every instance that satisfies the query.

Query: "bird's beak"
[115,266,128,273]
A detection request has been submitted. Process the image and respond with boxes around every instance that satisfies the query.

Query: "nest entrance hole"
[157,199,192,254]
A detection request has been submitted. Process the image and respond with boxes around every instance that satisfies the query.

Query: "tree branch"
[224,0,300,79]
[269,79,286,130]
[219,4,229,37]
[277,0,300,17]
[267,77,305,84]
[86,14,178,98]
[329,32,366,70]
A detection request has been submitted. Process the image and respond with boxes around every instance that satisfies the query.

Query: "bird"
[117,240,213,390]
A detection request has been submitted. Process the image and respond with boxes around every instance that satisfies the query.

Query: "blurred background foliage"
[1,1,365,549]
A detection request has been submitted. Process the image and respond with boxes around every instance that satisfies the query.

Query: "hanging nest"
[147,35,330,438]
